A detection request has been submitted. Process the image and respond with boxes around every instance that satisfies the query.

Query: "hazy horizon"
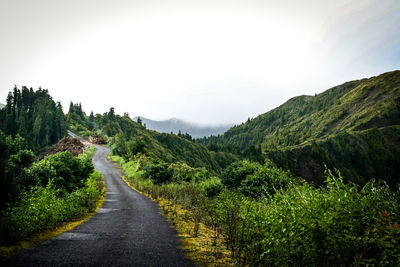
[1,0,399,125]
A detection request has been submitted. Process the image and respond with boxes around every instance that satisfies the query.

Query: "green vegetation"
[0,133,103,244]
[0,87,105,246]
[2,71,398,265]
[267,125,400,187]
[104,71,400,265]
[0,86,67,152]
[113,154,400,266]
[70,106,238,171]
[67,102,98,138]
[200,70,400,186]
[0,130,35,209]
[0,169,102,243]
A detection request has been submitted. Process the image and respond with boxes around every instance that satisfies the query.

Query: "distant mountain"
[132,116,232,138]
[0,103,5,109]
[201,70,400,187]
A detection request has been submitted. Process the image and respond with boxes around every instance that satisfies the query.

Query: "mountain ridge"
[200,70,400,186]
[133,116,232,138]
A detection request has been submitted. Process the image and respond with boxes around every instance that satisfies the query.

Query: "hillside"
[68,106,237,171]
[0,103,5,109]
[201,70,400,186]
[0,87,67,152]
[133,116,232,138]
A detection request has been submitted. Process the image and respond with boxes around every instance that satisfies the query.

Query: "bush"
[142,162,172,184]
[199,177,224,198]
[168,162,196,183]
[0,170,103,244]
[237,170,400,266]
[28,151,94,193]
[221,160,259,189]
[0,131,35,208]
[0,148,104,245]
[239,159,292,198]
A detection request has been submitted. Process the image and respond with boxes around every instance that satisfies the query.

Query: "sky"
[0,0,399,125]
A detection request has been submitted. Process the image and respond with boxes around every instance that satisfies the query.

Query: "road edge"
[0,180,106,258]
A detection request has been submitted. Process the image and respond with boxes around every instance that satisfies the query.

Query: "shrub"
[28,151,93,193]
[142,162,172,184]
[239,159,292,198]
[199,176,224,198]
[168,162,196,183]
[0,149,103,245]
[221,160,259,189]
[0,170,103,245]
[239,170,400,266]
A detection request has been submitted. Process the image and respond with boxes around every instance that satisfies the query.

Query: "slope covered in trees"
[68,106,237,171]
[0,86,67,152]
[200,70,400,186]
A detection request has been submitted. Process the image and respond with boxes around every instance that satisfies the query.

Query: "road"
[2,143,194,266]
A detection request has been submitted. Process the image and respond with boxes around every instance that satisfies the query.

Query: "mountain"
[132,116,232,138]
[0,103,5,109]
[201,70,400,186]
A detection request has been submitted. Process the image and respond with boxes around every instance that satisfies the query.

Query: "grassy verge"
[109,154,234,266]
[0,146,105,257]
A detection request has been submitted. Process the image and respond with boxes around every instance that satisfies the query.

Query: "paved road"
[2,144,194,266]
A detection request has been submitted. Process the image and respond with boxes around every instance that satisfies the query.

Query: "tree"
[0,86,66,152]
[0,131,35,209]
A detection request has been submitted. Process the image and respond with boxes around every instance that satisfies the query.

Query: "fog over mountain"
[133,116,232,138]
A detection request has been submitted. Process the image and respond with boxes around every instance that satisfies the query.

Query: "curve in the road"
[2,145,195,266]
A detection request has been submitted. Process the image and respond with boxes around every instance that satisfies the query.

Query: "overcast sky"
[0,0,399,125]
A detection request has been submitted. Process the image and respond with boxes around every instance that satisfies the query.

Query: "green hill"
[67,105,237,172]
[0,87,67,152]
[201,70,400,186]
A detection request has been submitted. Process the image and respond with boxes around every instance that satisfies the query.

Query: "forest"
[1,71,400,265]
[0,88,103,246]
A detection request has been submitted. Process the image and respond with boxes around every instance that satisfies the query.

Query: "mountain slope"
[201,70,400,186]
[68,108,237,171]
[133,116,232,138]
[267,125,400,187]
[201,71,400,151]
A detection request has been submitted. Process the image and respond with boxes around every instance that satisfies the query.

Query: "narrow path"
[2,144,194,266]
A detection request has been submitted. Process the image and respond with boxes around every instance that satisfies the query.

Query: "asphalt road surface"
[2,144,195,266]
